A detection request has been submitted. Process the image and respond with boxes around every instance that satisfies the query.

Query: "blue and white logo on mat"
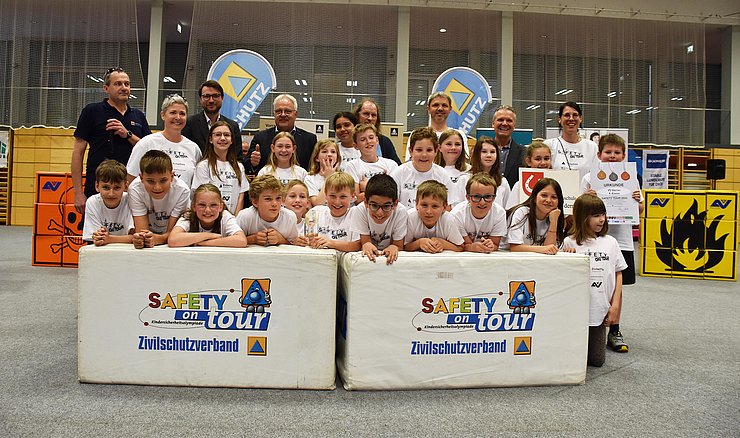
[207,49,277,129]
[432,67,493,136]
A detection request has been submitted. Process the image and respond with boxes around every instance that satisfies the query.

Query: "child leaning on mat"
[168,184,246,248]
[128,150,190,248]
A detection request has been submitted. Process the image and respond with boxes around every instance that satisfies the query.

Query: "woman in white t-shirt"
[544,101,598,176]
[126,94,202,187]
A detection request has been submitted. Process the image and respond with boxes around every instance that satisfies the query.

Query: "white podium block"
[337,252,590,390]
[78,245,337,389]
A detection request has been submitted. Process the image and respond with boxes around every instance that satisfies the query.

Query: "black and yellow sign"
[641,190,738,281]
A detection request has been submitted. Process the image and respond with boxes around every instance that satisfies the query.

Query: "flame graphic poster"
[641,190,737,281]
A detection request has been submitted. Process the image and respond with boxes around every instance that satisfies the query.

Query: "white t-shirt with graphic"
[494,176,512,209]
[390,162,453,209]
[338,143,361,171]
[304,174,325,197]
[235,206,298,242]
[451,201,507,242]
[191,160,249,214]
[544,136,598,177]
[82,193,134,241]
[350,203,407,250]
[506,206,550,246]
[128,176,191,234]
[405,210,464,246]
[308,205,358,242]
[346,157,399,184]
[127,132,202,187]
[257,165,308,186]
[442,166,470,207]
[174,210,242,237]
[562,235,627,326]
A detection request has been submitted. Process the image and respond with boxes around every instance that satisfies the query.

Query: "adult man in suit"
[493,105,526,186]
[182,80,242,158]
[246,94,317,175]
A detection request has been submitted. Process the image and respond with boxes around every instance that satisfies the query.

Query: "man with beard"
[182,80,242,158]
[404,92,468,162]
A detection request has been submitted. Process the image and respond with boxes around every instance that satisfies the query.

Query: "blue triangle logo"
[229,76,251,97]
[250,340,265,353]
[516,340,530,353]
[450,91,470,109]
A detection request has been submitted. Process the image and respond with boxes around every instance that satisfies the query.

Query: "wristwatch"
[126,130,133,139]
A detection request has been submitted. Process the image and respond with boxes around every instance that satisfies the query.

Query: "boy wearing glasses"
[451,172,506,253]
[350,174,406,264]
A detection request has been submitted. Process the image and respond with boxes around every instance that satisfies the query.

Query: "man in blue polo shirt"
[71,67,152,213]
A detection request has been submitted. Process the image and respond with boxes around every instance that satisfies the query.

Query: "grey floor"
[1,225,738,437]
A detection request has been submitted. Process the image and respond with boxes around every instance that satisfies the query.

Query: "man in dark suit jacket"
[493,105,526,186]
[182,80,242,158]
[245,94,317,175]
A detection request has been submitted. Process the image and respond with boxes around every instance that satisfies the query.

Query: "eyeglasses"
[368,202,394,212]
[201,93,222,100]
[106,67,125,75]
[274,109,295,115]
[468,194,496,202]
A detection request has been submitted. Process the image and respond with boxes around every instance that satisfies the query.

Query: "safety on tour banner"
[78,245,337,389]
[431,67,493,136]
[337,252,590,389]
[207,49,277,130]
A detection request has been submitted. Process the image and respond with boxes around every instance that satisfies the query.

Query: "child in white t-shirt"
[128,150,191,248]
[405,180,464,253]
[82,160,134,245]
[434,128,470,207]
[390,127,452,209]
[562,194,627,367]
[579,134,644,353]
[168,184,246,247]
[296,172,360,252]
[257,131,308,185]
[507,177,565,255]
[236,175,298,246]
[470,136,511,208]
[283,180,311,236]
[350,174,406,264]
[191,121,249,214]
[452,172,507,253]
[305,139,341,206]
[345,124,398,204]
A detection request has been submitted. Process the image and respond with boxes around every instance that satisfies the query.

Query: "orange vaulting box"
[36,172,68,204]
[65,173,85,204]
[34,203,65,236]
[62,236,87,267]
[32,235,64,266]
[63,204,84,236]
